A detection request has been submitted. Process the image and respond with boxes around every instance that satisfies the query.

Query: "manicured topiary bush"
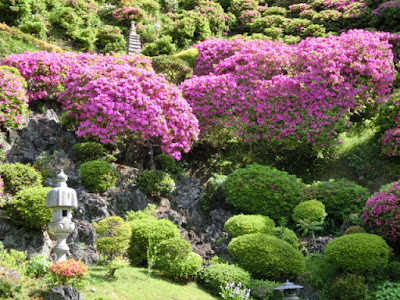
[198,263,251,295]
[306,179,370,226]
[324,233,390,277]
[0,163,43,195]
[136,170,175,198]
[95,216,132,261]
[174,48,200,68]
[127,216,180,266]
[155,237,202,280]
[79,160,119,192]
[72,142,108,162]
[154,153,186,180]
[293,199,327,223]
[270,227,299,249]
[321,274,369,300]
[95,25,126,53]
[6,186,51,230]
[362,181,400,242]
[249,279,282,300]
[222,164,305,221]
[344,225,366,235]
[223,214,275,237]
[228,233,304,280]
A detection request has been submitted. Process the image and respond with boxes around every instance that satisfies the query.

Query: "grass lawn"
[82,266,218,300]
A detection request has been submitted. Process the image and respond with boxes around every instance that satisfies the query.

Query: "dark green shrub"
[293,199,327,223]
[26,255,51,278]
[154,153,186,179]
[270,227,298,249]
[142,36,177,56]
[174,48,199,68]
[136,170,175,198]
[324,233,390,278]
[6,186,52,230]
[388,261,400,282]
[198,264,251,295]
[305,179,370,226]
[228,233,304,280]
[151,55,192,85]
[320,274,369,300]
[96,25,126,53]
[222,164,305,221]
[127,216,180,266]
[72,142,107,162]
[79,160,119,192]
[249,279,282,300]
[95,216,132,261]
[374,281,400,300]
[223,214,275,238]
[0,163,43,195]
[301,253,338,290]
[344,225,366,235]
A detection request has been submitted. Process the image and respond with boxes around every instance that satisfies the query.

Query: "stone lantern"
[46,170,78,262]
[274,280,303,300]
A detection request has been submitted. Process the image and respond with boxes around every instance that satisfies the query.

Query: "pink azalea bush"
[362,181,400,242]
[59,63,199,159]
[1,51,152,102]
[182,29,396,150]
[0,67,29,129]
[1,52,198,159]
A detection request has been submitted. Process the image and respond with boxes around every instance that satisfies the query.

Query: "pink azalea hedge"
[363,181,400,242]
[181,29,397,150]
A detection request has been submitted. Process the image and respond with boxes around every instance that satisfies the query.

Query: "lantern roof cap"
[46,170,78,208]
[274,280,303,291]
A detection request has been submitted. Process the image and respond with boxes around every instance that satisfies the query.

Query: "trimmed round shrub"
[306,179,370,226]
[223,214,275,237]
[156,251,202,280]
[222,164,305,221]
[228,233,304,280]
[79,160,119,192]
[324,233,390,277]
[362,181,400,242]
[136,170,175,198]
[198,263,251,295]
[388,261,400,281]
[95,216,132,261]
[293,199,327,223]
[344,225,366,235]
[249,279,282,300]
[0,163,43,195]
[96,25,126,53]
[270,227,298,249]
[156,237,192,260]
[321,274,369,300]
[26,255,51,278]
[72,142,107,162]
[128,216,180,266]
[6,186,51,230]
[154,153,186,180]
[174,47,199,67]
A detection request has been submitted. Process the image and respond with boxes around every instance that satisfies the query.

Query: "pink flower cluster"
[60,63,199,159]
[183,30,395,149]
[0,68,29,129]
[1,52,198,159]
[379,90,400,156]
[1,52,152,102]
[362,181,400,242]
[373,0,400,15]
